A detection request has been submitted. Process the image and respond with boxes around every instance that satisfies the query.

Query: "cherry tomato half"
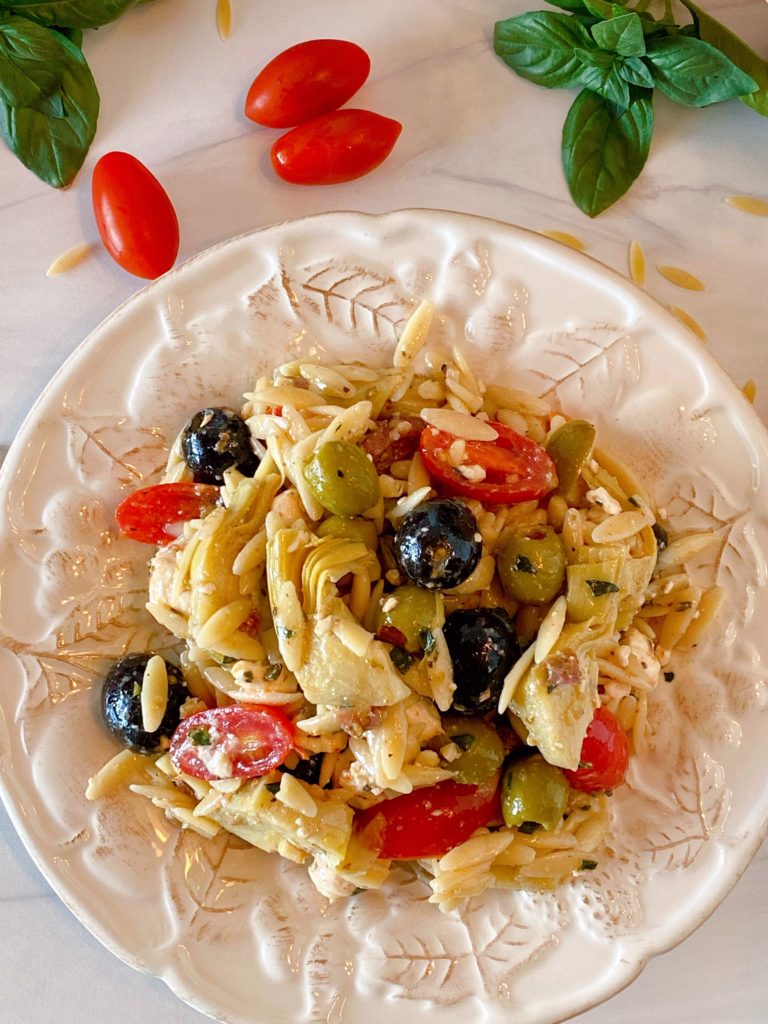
[245,39,371,128]
[563,706,629,793]
[271,109,402,185]
[419,422,558,505]
[171,706,295,781]
[355,776,500,859]
[92,152,179,279]
[115,482,219,546]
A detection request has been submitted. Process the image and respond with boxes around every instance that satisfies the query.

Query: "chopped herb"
[132,681,142,697]
[675,600,693,612]
[265,663,283,681]
[351,886,365,896]
[517,821,541,834]
[664,671,675,682]
[578,760,593,770]
[265,782,281,795]
[419,628,436,655]
[628,496,640,507]
[189,728,212,746]
[586,579,620,596]
[276,626,296,640]
[546,683,557,693]
[514,553,536,574]
[652,522,668,550]
[579,859,599,871]
[451,733,476,751]
[389,646,416,674]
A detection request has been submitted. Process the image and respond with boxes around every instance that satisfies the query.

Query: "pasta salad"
[87,302,721,911]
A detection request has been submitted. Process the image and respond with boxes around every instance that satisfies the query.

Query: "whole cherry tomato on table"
[355,776,500,859]
[563,706,630,793]
[245,39,371,128]
[171,706,295,781]
[271,109,402,185]
[115,482,219,546]
[92,151,179,279]
[419,422,558,504]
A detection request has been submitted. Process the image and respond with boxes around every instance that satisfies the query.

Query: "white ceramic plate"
[1,209,767,1024]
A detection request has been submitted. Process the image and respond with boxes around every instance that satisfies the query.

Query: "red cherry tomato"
[271,109,402,185]
[115,482,219,546]
[245,39,371,128]
[563,706,629,793]
[171,706,295,781]
[355,777,500,859]
[92,152,179,279]
[419,422,558,505]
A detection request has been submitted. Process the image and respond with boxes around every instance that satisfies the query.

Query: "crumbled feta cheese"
[586,486,622,516]
[457,463,486,483]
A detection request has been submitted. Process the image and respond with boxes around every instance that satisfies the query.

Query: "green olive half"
[374,584,441,652]
[501,754,570,831]
[304,441,380,517]
[317,515,379,550]
[497,526,566,605]
[442,718,506,784]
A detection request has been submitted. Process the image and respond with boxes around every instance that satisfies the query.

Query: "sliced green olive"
[497,526,566,605]
[317,515,379,550]
[442,718,506,784]
[374,584,442,652]
[501,754,570,831]
[304,441,380,517]
[546,420,596,506]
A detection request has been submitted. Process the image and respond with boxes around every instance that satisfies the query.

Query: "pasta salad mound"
[87,301,720,911]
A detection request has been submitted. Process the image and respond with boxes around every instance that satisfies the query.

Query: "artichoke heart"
[206,779,353,867]
[509,619,608,770]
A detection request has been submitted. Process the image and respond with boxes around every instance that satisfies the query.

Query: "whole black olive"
[102,652,188,752]
[181,407,259,485]
[394,498,481,590]
[443,608,521,715]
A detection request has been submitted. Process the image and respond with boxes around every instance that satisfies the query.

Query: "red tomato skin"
[115,482,219,546]
[563,706,630,793]
[420,422,558,505]
[92,152,179,279]
[245,39,371,128]
[271,109,402,185]
[171,706,295,781]
[355,777,500,859]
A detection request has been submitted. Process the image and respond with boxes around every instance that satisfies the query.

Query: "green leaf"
[544,0,593,12]
[0,17,99,186]
[592,13,645,56]
[619,55,655,88]
[494,12,594,89]
[3,1,140,29]
[582,0,614,20]
[681,0,768,117]
[574,48,631,108]
[645,36,757,107]
[52,25,83,48]
[562,88,653,217]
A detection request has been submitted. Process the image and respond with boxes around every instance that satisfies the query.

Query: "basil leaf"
[585,578,620,595]
[494,12,594,89]
[0,17,98,186]
[581,0,614,20]
[544,0,593,13]
[619,55,655,88]
[645,36,757,107]
[562,88,653,217]
[575,49,631,109]
[3,1,140,29]
[681,0,768,117]
[592,13,645,56]
[52,25,83,47]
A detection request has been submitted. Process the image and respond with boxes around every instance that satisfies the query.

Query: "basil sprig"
[494,1,767,216]
[0,1,147,187]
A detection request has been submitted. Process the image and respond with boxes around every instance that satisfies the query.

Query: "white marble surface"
[0,0,766,1021]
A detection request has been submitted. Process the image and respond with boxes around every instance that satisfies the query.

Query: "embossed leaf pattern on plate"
[0,211,766,1024]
